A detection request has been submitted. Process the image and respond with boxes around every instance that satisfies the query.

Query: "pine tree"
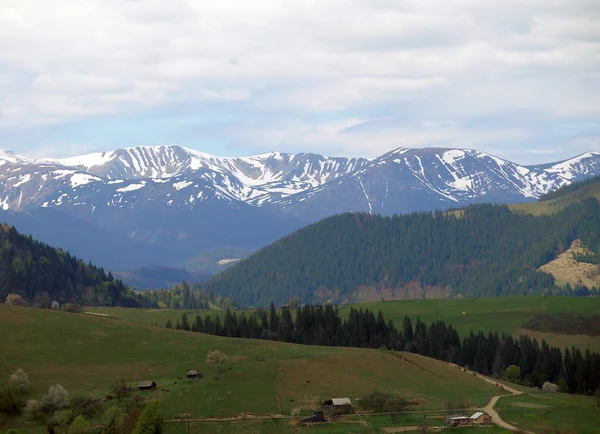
[180,314,190,331]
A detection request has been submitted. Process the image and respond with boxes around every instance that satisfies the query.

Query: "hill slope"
[0,223,134,306]
[203,199,600,306]
[509,176,600,216]
[0,304,504,416]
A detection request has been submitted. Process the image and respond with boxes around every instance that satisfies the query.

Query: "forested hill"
[0,223,136,306]
[203,199,600,306]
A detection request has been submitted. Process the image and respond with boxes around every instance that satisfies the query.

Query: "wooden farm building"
[470,411,492,425]
[446,412,492,426]
[322,398,353,415]
[446,415,469,426]
[186,370,203,380]
[138,381,156,391]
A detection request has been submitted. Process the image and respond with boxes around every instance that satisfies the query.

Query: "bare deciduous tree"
[206,350,229,380]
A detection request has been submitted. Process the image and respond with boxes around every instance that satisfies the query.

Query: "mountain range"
[1,145,599,273]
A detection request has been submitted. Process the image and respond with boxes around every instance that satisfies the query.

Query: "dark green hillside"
[203,199,600,306]
[0,223,135,306]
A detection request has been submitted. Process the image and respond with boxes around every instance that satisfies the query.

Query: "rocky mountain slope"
[1,145,599,271]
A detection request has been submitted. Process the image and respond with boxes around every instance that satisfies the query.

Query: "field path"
[381,426,424,433]
[450,364,535,433]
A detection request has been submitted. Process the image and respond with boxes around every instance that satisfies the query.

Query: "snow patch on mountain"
[70,173,101,188]
[116,182,146,192]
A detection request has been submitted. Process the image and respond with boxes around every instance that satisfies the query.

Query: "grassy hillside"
[3,304,598,434]
[0,305,505,418]
[352,296,600,352]
[510,177,600,216]
[90,296,600,353]
[538,239,600,288]
[496,392,600,434]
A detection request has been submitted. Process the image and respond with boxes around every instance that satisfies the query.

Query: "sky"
[0,0,599,164]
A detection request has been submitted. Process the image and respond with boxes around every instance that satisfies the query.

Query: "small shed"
[138,381,157,391]
[446,415,469,426]
[302,411,326,424]
[322,398,353,415]
[470,411,492,425]
[186,370,203,380]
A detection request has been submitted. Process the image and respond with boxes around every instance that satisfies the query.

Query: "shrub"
[5,294,27,306]
[542,382,558,393]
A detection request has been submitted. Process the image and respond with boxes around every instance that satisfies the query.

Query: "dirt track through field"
[450,364,535,433]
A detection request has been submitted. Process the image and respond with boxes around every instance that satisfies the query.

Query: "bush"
[71,395,98,419]
[102,406,125,434]
[505,365,521,382]
[5,294,27,306]
[542,382,558,393]
[69,415,90,434]
[8,369,30,395]
[40,385,70,415]
[133,401,163,434]
[23,400,42,421]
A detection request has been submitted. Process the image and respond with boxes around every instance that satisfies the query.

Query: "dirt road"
[450,364,535,433]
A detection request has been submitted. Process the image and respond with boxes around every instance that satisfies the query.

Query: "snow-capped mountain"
[0,145,369,212]
[0,145,599,270]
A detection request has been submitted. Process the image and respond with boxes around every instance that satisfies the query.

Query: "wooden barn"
[138,381,157,391]
[186,370,203,380]
[321,398,353,415]
[470,411,492,425]
[446,415,469,426]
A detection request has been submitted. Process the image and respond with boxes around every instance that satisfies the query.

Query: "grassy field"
[351,296,600,352]
[496,392,600,434]
[0,305,505,426]
[89,296,600,353]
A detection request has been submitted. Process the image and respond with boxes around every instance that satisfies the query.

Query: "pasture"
[496,392,600,434]
[0,305,503,424]
[89,296,600,353]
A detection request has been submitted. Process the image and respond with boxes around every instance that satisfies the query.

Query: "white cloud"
[0,0,599,161]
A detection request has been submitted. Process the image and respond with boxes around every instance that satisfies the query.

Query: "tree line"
[169,304,600,397]
[201,200,600,306]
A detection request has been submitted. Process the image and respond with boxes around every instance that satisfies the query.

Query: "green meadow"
[3,299,599,434]
[90,296,600,352]
[0,305,502,424]
[496,392,600,434]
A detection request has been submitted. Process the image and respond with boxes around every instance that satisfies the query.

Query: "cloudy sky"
[1,0,599,164]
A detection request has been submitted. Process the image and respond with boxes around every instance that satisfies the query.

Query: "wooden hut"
[470,412,492,425]
[186,370,203,380]
[321,398,353,415]
[138,381,157,391]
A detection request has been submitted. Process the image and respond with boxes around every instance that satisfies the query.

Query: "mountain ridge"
[2,145,599,271]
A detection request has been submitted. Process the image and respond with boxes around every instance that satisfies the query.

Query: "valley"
[2,153,600,434]
[2,303,600,434]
